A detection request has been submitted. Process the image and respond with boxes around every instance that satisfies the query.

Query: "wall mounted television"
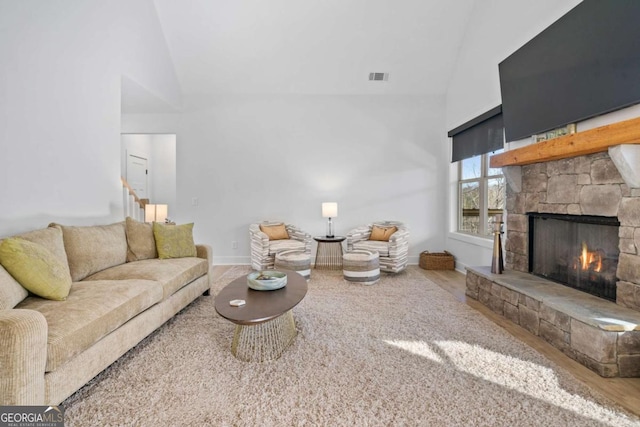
[499,0,640,143]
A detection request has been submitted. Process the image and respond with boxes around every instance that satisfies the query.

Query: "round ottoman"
[343,250,380,285]
[275,250,311,281]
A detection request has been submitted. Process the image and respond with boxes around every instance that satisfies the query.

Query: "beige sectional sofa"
[0,219,212,405]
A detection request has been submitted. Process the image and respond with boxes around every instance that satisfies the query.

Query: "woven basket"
[419,251,455,270]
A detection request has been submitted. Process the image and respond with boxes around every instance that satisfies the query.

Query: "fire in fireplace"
[528,213,620,301]
[575,242,603,272]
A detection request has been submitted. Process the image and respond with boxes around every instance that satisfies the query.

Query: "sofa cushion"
[353,240,390,257]
[0,264,28,309]
[0,238,72,301]
[153,222,197,259]
[84,257,208,300]
[268,239,305,255]
[16,279,162,372]
[53,222,127,282]
[125,217,157,262]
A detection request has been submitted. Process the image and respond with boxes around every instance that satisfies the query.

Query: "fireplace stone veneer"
[466,150,640,377]
[503,151,640,311]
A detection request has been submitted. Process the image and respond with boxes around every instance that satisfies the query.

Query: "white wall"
[150,136,177,211]
[0,0,181,237]
[7,0,601,270]
[174,94,446,264]
[122,114,182,135]
[444,0,581,271]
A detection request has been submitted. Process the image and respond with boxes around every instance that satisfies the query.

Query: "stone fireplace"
[503,151,640,311]
[465,119,640,377]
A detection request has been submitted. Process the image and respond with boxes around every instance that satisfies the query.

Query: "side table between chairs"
[313,236,346,270]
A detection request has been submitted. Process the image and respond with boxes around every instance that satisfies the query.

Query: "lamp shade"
[322,202,338,218]
[145,204,168,223]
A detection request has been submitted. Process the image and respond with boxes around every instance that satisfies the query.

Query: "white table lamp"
[145,204,168,223]
[322,202,338,238]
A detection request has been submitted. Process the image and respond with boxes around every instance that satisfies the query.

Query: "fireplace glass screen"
[529,213,619,301]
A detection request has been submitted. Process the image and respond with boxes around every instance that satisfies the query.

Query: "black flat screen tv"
[499,0,640,142]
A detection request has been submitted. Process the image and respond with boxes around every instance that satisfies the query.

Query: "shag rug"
[63,266,640,426]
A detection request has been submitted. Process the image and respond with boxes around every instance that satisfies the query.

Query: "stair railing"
[121,177,148,221]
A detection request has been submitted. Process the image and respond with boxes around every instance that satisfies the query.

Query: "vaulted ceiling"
[151,0,477,96]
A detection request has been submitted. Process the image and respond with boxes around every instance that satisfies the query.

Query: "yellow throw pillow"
[259,223,289,240]
[0,238,72,301]
[153,222,197,259]
[369,225,398,242]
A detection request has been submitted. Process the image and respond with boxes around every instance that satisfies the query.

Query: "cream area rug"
[63,266,640,426]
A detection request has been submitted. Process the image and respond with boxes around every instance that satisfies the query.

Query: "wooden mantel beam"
[490,116,640,168]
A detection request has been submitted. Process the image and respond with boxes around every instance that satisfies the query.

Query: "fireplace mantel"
[490,116,640,168]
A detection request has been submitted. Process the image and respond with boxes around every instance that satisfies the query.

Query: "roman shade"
[448,105,504,162]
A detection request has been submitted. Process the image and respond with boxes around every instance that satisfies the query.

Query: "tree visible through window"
[459,151,505,236]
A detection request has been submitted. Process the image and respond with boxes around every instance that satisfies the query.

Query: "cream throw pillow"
[369,225,398,242]
[0,263,29,309]
[259,223,289,240]
[52,222,128,282]
[125,217,158,262]
[0,238,72,301]
[153,222,197,259]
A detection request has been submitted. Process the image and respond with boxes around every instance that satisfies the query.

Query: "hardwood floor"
[419,268,640,418]
[211,265,640,417]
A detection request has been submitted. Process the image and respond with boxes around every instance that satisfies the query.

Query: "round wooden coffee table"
[214,270,307,362]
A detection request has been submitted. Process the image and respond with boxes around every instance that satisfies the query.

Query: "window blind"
[448,105,504,162]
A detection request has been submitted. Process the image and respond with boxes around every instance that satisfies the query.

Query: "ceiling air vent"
[368,72,389,81]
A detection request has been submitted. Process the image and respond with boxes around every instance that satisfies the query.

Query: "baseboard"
[454,260,469,274]
[212,256,251,265]
[214,255,421,267]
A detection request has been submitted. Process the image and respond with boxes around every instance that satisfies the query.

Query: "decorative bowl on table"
[247,271,287,291]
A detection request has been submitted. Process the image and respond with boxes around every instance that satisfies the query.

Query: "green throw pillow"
[0,238,72,301]
[153,222,197,259]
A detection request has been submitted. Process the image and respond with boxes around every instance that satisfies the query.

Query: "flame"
[579,242,602,273]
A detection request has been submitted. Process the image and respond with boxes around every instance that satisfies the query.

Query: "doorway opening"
[121,134,176,219]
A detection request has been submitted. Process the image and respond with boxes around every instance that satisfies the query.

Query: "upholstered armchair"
[346,221,409,273]
[249,221,312,270]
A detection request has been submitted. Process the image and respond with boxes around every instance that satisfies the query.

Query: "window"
[458,150,505,236]
[448,106,505,237]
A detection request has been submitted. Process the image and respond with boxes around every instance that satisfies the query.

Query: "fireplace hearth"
[528,213,619,301]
